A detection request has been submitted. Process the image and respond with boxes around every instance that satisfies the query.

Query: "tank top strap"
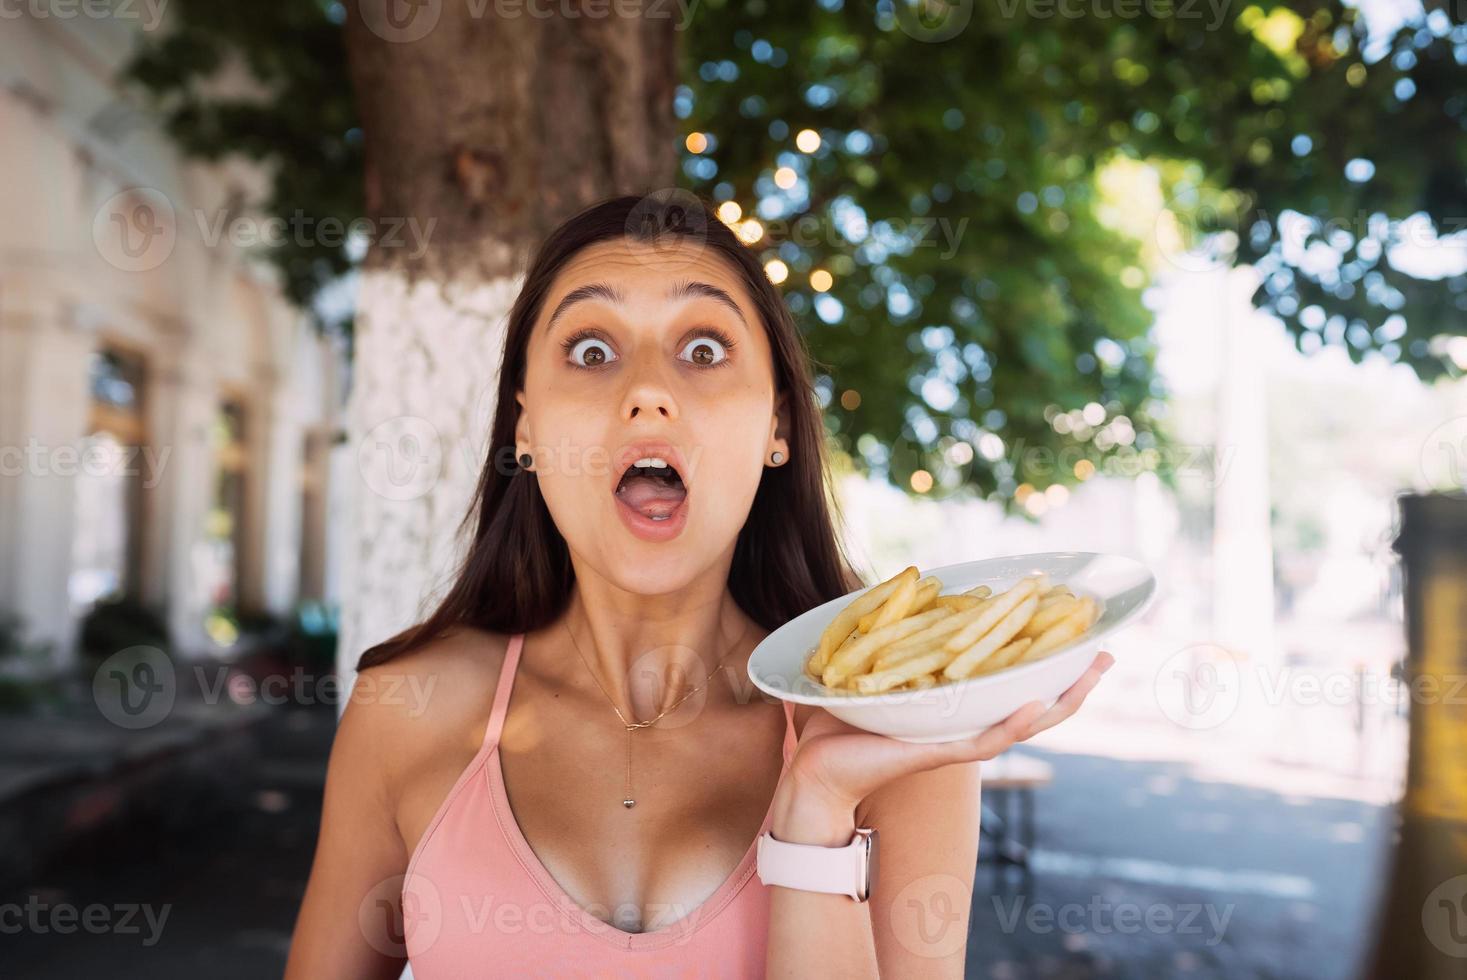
[482,632,526,750]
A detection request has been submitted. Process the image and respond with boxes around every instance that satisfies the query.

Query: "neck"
[559,558,754,724]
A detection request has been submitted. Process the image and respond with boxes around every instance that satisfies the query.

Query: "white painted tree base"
[336,269,521,696]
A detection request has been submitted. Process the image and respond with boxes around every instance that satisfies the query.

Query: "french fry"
[1015,597,1099,663]
[856,574,919,633]
[1018,594,1080,638]
[941,576,1044,654]
[861,576,942,631]
[810,626,858,676]
[963,584,994,598]
[942,593,1039,679]
[907,577,944,615]
[854,646,957,694]
[974,636,1034,674]
[822,607,950,687]
[810,566,918,673]
[805,648,823,677]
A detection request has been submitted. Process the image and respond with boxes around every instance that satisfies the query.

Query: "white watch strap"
[756,828,876,902]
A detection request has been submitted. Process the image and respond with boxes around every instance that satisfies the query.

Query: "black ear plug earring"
[770,451,785,465]
[518,451,533,470]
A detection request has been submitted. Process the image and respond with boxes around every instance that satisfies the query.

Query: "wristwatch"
[755,827,879,902]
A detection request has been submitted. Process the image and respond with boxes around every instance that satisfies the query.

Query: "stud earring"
[770,450,785,465]
[518,451,533,470]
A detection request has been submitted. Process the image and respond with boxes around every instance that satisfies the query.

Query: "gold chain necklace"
[563,615,750,809]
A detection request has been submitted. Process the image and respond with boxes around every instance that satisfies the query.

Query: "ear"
[514,389,531,450]
[766,389,790,463]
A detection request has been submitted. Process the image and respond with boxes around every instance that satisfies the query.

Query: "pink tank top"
[402,632,798,978]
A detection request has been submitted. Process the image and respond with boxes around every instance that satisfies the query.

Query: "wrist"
[770,775,857,847]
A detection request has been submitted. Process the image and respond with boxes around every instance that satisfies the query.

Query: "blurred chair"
[978,752,1052,878]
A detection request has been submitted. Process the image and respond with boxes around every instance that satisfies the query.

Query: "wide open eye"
[677,334,731,367]
[567,335,617,368]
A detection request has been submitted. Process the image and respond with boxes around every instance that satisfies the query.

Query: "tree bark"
[338,2,679,683]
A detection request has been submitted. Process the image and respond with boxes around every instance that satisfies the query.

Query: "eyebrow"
[666,280,748,327]
[544,279,748,332]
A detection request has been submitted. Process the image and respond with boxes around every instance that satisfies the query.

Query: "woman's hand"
[769,650,1115,845]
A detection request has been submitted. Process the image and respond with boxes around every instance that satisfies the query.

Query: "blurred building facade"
[0,12,347,663]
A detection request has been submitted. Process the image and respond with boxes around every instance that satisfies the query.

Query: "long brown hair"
[356,192,862,670]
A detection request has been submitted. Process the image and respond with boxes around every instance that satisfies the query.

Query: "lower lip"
[613,491,690,542]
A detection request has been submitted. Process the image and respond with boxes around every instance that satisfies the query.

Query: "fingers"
[936,700,1046,765]
[1024,651,1114,737]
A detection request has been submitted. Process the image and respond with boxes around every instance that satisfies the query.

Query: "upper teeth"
[633,456,669,469]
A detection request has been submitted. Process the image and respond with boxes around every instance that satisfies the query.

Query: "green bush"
[288,600,338,672]
[0,611,58,712]
[78,598,171,661]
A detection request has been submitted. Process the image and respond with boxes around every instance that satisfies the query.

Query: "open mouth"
[614,455,687,522]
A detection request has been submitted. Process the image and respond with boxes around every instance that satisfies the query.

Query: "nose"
[619,353,679,422]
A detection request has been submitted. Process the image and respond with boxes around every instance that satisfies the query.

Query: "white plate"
[746,551,1156,742]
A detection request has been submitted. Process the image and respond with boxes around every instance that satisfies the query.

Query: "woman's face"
[516,237,789,595]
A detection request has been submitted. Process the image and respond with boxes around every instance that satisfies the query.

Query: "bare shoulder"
[338,626,513,796]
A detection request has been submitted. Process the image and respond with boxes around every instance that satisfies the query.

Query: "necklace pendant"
[623,798,636,808]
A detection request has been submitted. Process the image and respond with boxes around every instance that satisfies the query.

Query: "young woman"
[284,194,1113,978]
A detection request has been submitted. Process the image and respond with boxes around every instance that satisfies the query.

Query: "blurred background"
[1,1,1465,977]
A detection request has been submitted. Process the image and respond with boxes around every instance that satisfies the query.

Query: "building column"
[4,306,95,665]
[233,369,276,614]
[259,366,306,616]
[138,354,183,613]
[161,366,219,655]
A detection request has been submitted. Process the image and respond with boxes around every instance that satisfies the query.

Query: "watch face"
[860,829,879,901]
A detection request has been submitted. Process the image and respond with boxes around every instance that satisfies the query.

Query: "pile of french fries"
[804,566,1102,695]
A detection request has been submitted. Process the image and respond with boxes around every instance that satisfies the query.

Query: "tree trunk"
[338,3,679,684]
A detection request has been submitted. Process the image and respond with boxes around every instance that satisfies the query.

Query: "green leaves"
[682,1,1465,511]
